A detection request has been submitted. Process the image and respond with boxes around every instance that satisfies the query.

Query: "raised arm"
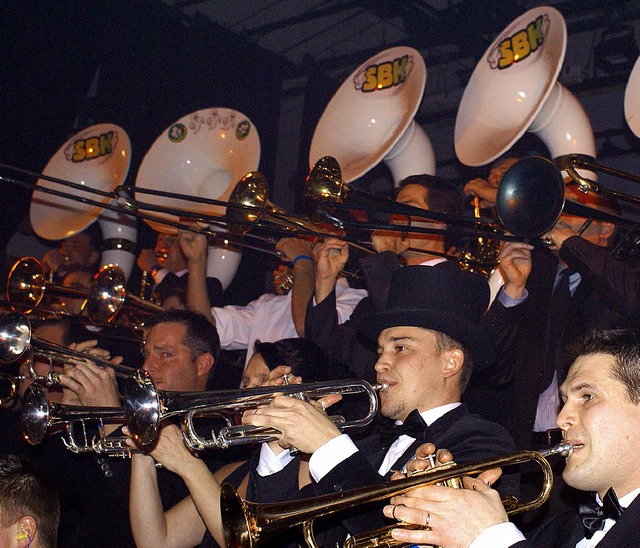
[128,424,226,547]
[180,230,215,324]
[275,237,316,337]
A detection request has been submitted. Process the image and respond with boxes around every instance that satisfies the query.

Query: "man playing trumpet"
[385,329,640,547]
[242,266,518,546]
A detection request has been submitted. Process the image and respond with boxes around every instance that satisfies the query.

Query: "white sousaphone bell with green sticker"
[135,108,261,290]
[455,5,596,170]
[309,45,436,186]
[29,123,138,280]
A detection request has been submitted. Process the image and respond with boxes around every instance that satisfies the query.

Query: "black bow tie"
[577,488,624,539]
[379,409,429,447]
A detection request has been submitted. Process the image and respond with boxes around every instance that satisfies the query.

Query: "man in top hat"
[243,266,517,546]
[304,173,465,383]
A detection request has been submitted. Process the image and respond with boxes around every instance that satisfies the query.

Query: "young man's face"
[374,326,454,422]
[558,352,640,499]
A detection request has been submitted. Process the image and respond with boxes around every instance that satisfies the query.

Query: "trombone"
[0,312,138,387]
[220,441,573,548]
[123,369,385,449]
[3,153,639,260]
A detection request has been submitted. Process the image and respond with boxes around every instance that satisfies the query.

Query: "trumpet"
[220,441,572,548]
[21,382,129,456]
[0,312,137,387]
[85,264,163,328]
[6,257,88,313]
[124,369,385,449]
[0,371,25,407]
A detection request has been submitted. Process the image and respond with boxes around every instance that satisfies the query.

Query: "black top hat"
[356,266,496,370]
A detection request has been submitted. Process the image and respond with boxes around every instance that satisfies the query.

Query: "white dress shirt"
[256,403,462,481]
[213,278,367,366]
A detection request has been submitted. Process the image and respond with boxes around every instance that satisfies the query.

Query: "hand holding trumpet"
[384,442,507,547]
[242,391,342,454]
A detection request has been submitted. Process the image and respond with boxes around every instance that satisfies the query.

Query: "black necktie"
[379,409,429,447]
[577,488,624,539]
[542,267,574,389]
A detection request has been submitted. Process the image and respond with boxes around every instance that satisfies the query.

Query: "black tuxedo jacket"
[480,238,640,449]
[248,404,517,546]
[518,492,640,547]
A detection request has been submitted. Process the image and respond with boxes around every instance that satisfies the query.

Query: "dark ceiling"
[160,0,640,121]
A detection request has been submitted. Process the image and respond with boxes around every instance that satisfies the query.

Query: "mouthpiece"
[373,382,389,393]
[538,440,573,459]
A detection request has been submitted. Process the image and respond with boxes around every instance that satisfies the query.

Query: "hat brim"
[356,308,496,371]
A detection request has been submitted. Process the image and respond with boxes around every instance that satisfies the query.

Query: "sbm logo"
[360,54,410,92]
[71,131,115,162]
[494,14,547,69]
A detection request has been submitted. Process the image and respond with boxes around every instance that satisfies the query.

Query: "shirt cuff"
[256,443,296,477]
[309,434,359,482]
[468,522,525,548]
[497,286,528,308]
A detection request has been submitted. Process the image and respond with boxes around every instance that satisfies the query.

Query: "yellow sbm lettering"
[72,131,115,162]
[362,55,409,92]
[497,15,545,69]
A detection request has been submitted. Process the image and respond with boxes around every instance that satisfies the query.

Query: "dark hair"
[0,455,60,548]
[566,329,640,404]
[398,174,464,216]
[431,330,474,394]
[253,338,348,382]
[145,310,220,363]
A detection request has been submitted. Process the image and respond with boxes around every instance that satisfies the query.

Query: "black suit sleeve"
[561,236,640,316]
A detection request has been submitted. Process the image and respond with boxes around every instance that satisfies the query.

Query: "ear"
[195,352,214,379]
[442,349,464,379]
[16,516,36,546]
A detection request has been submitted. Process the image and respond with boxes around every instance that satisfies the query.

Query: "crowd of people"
[1,152,640,548]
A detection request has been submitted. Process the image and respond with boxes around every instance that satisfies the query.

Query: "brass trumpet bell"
[21,382,126,448]
[0,312,31,364]
[226,172,275,234]
[85,264,163,328]
[6,257,88,313]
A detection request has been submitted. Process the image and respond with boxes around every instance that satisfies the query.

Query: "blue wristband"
[291,254,314,266]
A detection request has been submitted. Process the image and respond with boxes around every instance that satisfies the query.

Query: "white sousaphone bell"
[135,107,261,290]
[624,55,640,138]
[454,5,598,303]
[29,123,138,280]
[455,5,596,168]
[309,45,435,186]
